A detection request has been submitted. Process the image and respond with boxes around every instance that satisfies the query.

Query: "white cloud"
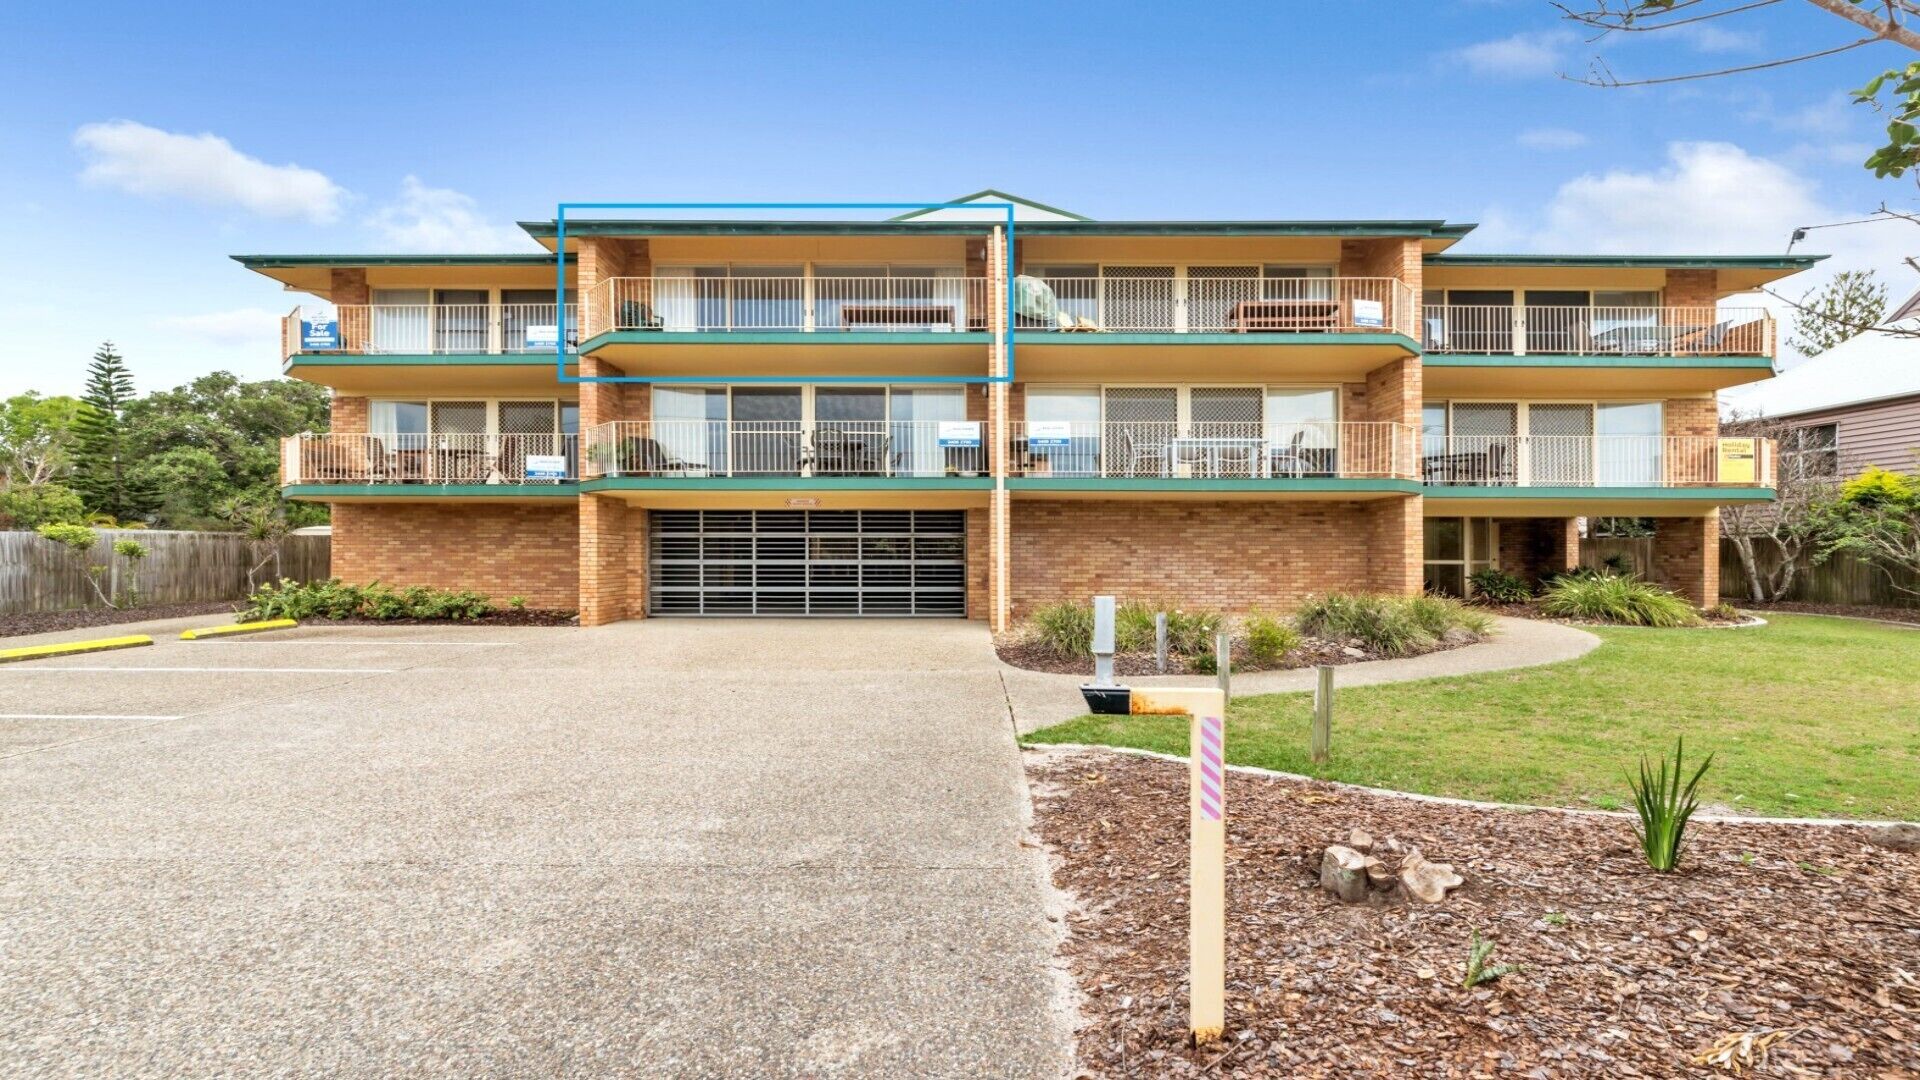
[158,307,285,346]
[367,176,530,252]
[1745,91,1855,136]
[1454,29,1574,78]
[1517,127,1590,151]
[74,120,344,223]
[1469,141,1920,365]
[1671,23,1761,53]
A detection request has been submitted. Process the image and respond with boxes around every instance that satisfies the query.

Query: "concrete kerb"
[1000,615,1603,734]
[0,635,153,664]
[1026,743,1917,829]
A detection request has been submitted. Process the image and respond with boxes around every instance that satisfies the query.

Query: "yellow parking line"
[0,635,153,664]
[180,619,298,641]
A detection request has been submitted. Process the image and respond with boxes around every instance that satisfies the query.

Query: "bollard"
[1215,632,1231,705]
[1155,612,1168,674]
[1078,683,1227,1044]
[1311,664,1333,764]
[1092,595,1116,687]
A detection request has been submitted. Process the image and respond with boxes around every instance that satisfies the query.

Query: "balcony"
[584,421,989,479]
[281,433,578,486]
[280,303,580,358]
[1005,421,1417,481]
[586,277,992,335]
[1422,306,1774,358]
[1420,435,1775,488]
[1017,276,1416,337]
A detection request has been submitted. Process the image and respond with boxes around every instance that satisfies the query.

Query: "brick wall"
[578,493,633,626]
[1665,269,1718,309]
[331,502,580,609]
[1651,513,1719,606]
[1495,518,1579,583]
[331,395,368,434]
[1009,497,1421,614]
[966,507,989,620]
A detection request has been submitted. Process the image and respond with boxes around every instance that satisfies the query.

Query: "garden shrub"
[240,578,495,622]
[1466,567,1532,603]
[1026,600,1094,658]
[1292,593,1435,657]
[1406,594,1493,638]
[1539,573,1701,627]
[1241,610,1301,666]
[1113,600,1161,652]
[1163,608,1224,656]
[1626,737,1713,872]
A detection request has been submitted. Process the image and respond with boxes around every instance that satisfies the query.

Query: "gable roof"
[1721,321,1920,419]
[888,190,1090,221]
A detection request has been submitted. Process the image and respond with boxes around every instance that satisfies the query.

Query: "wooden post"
[1311,665,1333,764]
[1215,632,1231,704]
[1155,612,1168,674]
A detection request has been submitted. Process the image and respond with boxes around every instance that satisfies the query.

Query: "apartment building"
[247,191,1814,628]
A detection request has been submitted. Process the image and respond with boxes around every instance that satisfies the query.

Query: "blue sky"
[1,0,1915,396]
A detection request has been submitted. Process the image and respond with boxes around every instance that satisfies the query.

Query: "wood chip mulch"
[310,609,579,627]
[1741,601,1920,628]
[0,601,236,638]
[1028,749,1920,1078]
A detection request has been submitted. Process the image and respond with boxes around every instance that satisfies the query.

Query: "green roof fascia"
[521,219,1466,239]
[234,254,559,268]
[580,476,993,492]
[283,484,579,498]
[888,190,1091,221]
[578,330,990,352]
[1423,253,1825,269]
[1423,485,1775,501]
[1423,353,1774,369]
[1007,477,1421,494]
[1012,331,1419,351]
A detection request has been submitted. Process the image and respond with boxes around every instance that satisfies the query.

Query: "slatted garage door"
[648,509,967,617]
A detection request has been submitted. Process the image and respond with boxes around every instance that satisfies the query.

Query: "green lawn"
[1024,614,1920,820]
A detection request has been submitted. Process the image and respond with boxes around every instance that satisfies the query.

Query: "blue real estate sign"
[524,324,560,350]
[937,421,981,448]
[300,315,341,351]
[1027,420,1072,449]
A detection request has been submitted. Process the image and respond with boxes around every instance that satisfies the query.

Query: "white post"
[1155,612,1168,674]
[1215,631,1231,704]
[1092,594,1116,686]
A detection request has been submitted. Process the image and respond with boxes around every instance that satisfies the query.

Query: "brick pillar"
[1650,513,1719,606]
[1664,269,1718,309]
[1368,496,1423,595]
[578,493,630,626]
[330,395,368,433]
[330,268,371,352]
[1556,517,1580,570]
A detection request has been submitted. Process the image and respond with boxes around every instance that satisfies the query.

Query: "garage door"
[648,509,967,617]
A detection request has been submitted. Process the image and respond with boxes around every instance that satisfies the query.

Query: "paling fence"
[0,530,331,615]
[1715,538,1920,608]
[1578,537,1655,575]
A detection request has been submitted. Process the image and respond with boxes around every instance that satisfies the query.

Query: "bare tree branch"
[1564,36,1878,87]
[1802,0,1920,50]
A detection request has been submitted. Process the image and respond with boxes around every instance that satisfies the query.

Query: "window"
[1784,423,1838,479]
[1424,517,1496,597]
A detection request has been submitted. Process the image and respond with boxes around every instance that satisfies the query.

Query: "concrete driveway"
[0,619,1072,1078]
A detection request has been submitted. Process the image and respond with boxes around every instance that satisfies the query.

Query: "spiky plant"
[1627,737,1714,871]
[1462,930,1520,988]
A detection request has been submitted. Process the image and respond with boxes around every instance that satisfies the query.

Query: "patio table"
[1167,436,1269,478]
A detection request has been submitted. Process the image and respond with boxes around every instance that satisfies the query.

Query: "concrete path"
[0,618,1073,1078]
[1004,615,1602,733]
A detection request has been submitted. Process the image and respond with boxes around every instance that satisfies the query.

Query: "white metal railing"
[1419,435,1775,487]
[1019,276,1415,335]
[584,420,989,478]
[282,433,578,484]
[281,304,580,357]
[1421,306,1775,357]
[588,277,991,335]
[1005,421,1417,479]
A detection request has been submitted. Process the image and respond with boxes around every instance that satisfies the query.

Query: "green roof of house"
[887,189,1092,221]
[517,219,1475,239]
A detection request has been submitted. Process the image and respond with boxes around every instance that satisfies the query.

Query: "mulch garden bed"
[307,609,579,628]
[997,631,1485,677]
[1471,601,1754,628]
[0,601,235,638]
[1740,600,1920,628]
[1028,748,1920,1078]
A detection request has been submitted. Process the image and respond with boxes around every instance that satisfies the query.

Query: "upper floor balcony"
[586,276,993,336]
[281,432,579,487]
[280,302,579,359]
[1005,421,1418,482]
[1421,305,1775,358]
[1016,275,1416,337]
[583,420,990,481]
[1421,434,1775,489]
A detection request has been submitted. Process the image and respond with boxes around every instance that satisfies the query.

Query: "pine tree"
[69,343,159,522]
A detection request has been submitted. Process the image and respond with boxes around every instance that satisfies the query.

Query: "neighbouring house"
[1720,314,1920,481]
[240,190,1815,626]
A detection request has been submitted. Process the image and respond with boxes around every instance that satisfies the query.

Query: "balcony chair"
[615,436,693,477]
[618,300,664,331]
[1121,428,1171,477]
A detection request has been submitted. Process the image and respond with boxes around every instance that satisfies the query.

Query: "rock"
[1347,827,1374,853]
[1868,823,1920,851]
[1398,847,1464,903]
[1341,646,1366,659]
[1319,845,1370,902]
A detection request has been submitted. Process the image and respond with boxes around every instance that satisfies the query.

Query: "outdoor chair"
[1121,428,1169,477]
[618,300,663,331]
[616,436,693,476]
